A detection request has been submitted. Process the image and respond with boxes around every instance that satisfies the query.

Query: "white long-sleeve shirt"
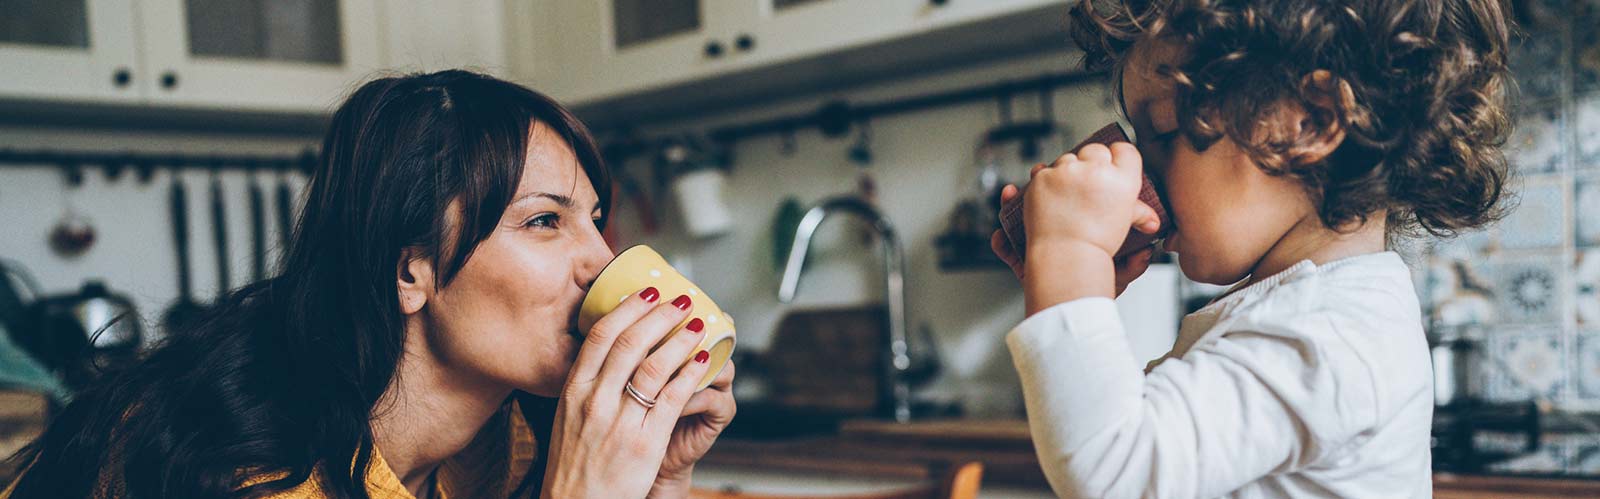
[1008,252,1433,499]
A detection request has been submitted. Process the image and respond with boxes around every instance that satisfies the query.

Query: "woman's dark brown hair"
[1071,0,1514,236]
[5,70,608,498]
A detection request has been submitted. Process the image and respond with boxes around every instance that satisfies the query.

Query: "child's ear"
[1278,69,1353,165]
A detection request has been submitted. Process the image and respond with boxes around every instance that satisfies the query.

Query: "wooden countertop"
[704,419,1600,497]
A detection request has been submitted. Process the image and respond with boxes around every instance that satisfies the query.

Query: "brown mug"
[998,123,1172,260]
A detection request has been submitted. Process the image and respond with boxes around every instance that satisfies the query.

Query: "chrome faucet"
[778,196,912,422]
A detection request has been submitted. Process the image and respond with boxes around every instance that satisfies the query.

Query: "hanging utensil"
[208,165,230,296]
[276,167,295,255]
[247,166,267,282]
[161,168,202,333]
[48,164,96,258]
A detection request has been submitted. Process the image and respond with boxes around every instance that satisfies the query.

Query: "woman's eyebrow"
[513,192,574,209]
[514,191,602,214]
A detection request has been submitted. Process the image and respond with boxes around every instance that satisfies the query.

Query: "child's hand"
[1025,143,1155,255]
[1013,143,1161,315]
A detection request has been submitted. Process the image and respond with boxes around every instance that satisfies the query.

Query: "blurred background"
[0,1,1596,497]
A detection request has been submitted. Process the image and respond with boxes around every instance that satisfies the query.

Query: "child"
[990,0,1512,497]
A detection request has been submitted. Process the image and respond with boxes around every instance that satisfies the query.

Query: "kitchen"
[0,0,1598,498]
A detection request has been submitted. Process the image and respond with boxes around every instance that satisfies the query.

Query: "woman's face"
[1120,41,1313,285]
[415,122,613,397]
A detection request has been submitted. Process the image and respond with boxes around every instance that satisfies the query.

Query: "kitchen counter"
[700,419,1600,498]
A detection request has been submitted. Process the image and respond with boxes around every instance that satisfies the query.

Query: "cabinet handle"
[735,34,755,52]
[112,68,132,88]
[704,40,725,58]
[160,71,179,90]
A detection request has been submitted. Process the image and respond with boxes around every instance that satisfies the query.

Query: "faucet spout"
[777,196,912,422]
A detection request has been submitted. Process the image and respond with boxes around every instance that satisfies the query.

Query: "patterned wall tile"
[1427,257,1500,327]
[1508,104,1569,173]
[1577,329,1600,399]
[1576,1,1600,92]
[1483,326,1568,402]
[1499,176,1570,249]
[1577,176,1600,245]
[1490,256,1567,324]
[1577,251,1600,326]
[1577,92,1600,168]
[1512,32,1568,104]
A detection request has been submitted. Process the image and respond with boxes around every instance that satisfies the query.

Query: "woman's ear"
[397,248,435,315]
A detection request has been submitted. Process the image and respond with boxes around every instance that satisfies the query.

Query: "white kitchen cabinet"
[0,0,144,103]
[137,0,382,112]
[534,0,747,104]
[524,0,1069,105]
[377,0,509,76]
[0,0,382,114]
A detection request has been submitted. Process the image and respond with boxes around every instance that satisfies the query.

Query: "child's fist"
[1023,142,1156,259]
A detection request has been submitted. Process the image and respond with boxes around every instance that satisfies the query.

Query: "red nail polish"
[694,350,710,363]
[686,318,704,333]
[640,287,660,303]
[672,295,692,310]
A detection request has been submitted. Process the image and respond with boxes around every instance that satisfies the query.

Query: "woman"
[3,70,736,499]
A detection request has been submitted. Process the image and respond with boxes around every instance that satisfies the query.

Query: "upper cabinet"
[524,0,1071,106]
[137,0,382,112]
[0,0,143,103]
[0,0,382,114]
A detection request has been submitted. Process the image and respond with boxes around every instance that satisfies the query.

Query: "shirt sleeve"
[1007,298,1373,499]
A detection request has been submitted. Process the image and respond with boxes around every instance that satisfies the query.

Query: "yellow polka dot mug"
[578,245,735,391]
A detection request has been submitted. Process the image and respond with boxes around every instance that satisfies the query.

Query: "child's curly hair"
[1071,0,1513,237]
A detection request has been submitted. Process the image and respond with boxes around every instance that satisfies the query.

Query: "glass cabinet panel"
[0,0,90,48]
[611,0,701,50]
[184,0,343,64]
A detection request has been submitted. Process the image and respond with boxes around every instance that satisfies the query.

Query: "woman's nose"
[575,227,613,286]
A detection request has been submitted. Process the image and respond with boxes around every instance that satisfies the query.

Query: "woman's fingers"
[679,362,736,417]
[596,294,693,394]
[625,315,709,404]
[644,351,713,431]
[1000,184,1020,202]
[569,287,661,386]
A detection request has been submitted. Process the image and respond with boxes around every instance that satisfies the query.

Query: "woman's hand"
[647,360,736,498]
[541,288,716,499]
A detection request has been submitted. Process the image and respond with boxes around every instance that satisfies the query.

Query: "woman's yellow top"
[3,400,541,499]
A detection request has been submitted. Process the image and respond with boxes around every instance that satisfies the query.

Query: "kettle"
[19,280,144,390]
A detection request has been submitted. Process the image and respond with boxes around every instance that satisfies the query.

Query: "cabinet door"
[539,0,753,104]
[136,0,382,112]
[740,0,1067,67]
[0,0,143,103]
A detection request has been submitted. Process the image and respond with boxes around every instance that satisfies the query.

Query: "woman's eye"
[525,213,559,229]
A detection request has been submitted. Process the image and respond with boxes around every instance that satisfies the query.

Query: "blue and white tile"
[1489,256,1567,324]
[1428,229,1497,260]
[1577,251,1600,326]
[1426,257,1501,327]
[1507,105,1568,173]
[1576,92,1600,168]
[1484,326,1568,402]
[1511,31,1568,104]
[1575,329,1600,400]
[1576,176,1600,245]
[1498,176,1569,250]
[1576,1,1600,92]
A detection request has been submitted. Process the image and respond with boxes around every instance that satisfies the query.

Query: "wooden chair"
[689,460,983,499]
